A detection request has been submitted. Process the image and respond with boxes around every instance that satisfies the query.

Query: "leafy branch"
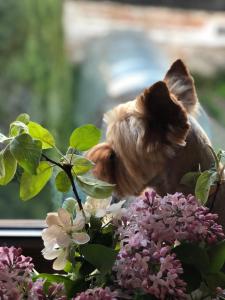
[41,153,83,211]
[0,113,115,209]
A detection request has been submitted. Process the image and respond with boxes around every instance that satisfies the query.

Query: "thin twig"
[41,153,84,212]
[66,168,84,212]
[41,153,63,169]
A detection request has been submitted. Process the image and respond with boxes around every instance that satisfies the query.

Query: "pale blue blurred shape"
[75,30,167,126]
[75,30,211,140]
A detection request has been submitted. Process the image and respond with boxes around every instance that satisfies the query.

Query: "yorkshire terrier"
[87,59,215,198]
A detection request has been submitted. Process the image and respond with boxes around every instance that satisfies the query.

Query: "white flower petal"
[73,211,86,230]
[72,232,90,245]
[107,200,126,214]
[42,236,57,248]
[42,225,61,241]
[42,225,71,248]
[83,210,91,223]
[42,247,61,260]
[45,212,61,227]
[95,208,107,218]
[84,197,112,217]
[52,249,68,271]
[58,208,72,227]
[56,231,71,247]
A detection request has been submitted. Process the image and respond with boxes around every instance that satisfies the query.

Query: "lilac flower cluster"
[73,287,118,300]
[214,287,225,299]
[114,190,224,299]
[0,246,34,299]
[29,279,67,300]
[0,246,66,300]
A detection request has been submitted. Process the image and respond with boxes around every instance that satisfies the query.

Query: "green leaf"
[205,272,225,290]
[72,155,94,175]
[9,121,29,137]
[20,161,52,201]
[66,277,89,297]
[180,171,201,188]
[92,231,113,248]
[90,216,102,232]
[64,260,82,276]
[173,243,210,273]
[34,273,70,284]
[77,175,115,199]
[70,124,101,151]
[62,197,77,215]
[195,170,218,204]
[63,261,73,273]
[181,264,202,293]
[10,134,42,174]
[79,260,96,276]
[80,244,118,274]
[55,171,71,192]
[28,121,55,149]
[16,113,30,125]
[208,240,225,272]
[62,154,94,175]
[0,149,17,185]
[134,293,157,300]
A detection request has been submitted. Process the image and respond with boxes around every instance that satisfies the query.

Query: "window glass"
[0,0,71,219]
[0,0,225,220]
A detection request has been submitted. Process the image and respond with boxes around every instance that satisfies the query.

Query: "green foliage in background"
[0,0,73,148]
[0,0,74,218]
[195,72,225,127]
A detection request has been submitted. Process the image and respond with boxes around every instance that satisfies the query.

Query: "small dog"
[87,59,215,198]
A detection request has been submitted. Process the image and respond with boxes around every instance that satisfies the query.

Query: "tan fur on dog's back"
[87,59,215,197]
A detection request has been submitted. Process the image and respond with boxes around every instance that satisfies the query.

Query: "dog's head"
[87,59,198,196]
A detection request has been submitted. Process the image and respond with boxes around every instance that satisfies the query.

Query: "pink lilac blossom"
[114,190,224,299]
[0,246,66,300]
[213,287,225,299]
[28,279,67,300]
[0,246,34,299]
[73,287,118,300]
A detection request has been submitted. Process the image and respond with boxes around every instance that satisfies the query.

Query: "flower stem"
[66,168,84,212]
[42,153,62,169]
[41,153,84,212]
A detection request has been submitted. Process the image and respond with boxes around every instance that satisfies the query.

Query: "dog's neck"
[147,117,214,196]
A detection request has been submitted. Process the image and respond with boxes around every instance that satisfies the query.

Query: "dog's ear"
[86,143,115,184]
[164,59,198,114]
[137,81,190,147]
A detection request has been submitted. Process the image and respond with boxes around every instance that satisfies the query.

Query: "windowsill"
[0,219,53,272]
[0,219,45,237]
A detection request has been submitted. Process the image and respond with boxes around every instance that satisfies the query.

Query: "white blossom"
[42,208,90,270]
[83,196,126,220]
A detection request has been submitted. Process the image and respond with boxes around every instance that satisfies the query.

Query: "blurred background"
[0,0,225,219]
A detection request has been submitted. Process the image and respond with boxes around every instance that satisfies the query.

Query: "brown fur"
[164,59,198,114]
[87,59,215,198]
